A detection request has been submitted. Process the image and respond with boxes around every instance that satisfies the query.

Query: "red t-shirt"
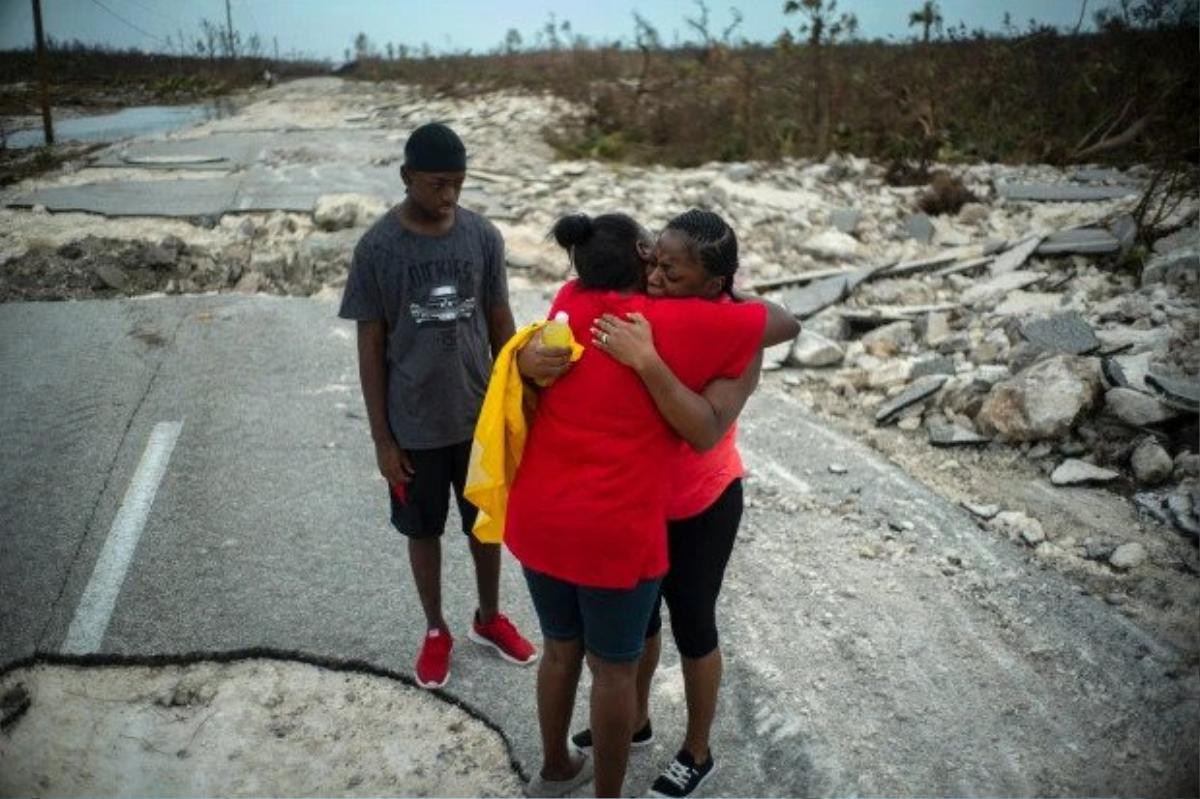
[666,425,743,521]
[505,280,765,589]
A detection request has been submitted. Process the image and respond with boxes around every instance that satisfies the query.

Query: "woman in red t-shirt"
[507,212,775,798]
[577,209,801,798]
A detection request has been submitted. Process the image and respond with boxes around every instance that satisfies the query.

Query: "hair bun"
[551,213,594,248]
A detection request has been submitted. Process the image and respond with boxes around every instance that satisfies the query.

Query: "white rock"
[862,320,915,358]
[962,270,1044,305]
[923,311,952,346]
[868,360,914,389]
[991,510,1045,546]
[788,331,845,368]
[1109,542,1147,571]
[313,193,388,231]
[993,291,1063,316]
[1050,459,1120,485]
[800,229,862,260]
[976,355,1103,442]
[1130,439,1173,485]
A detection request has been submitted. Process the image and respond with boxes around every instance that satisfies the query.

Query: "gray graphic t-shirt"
[338,206,507,449]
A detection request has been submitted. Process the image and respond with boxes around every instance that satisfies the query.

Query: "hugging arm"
[733,290,801,347]
[592,313,763,452]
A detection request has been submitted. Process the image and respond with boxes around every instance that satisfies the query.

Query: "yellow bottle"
[541,311,572,349]
[535,312,572,387]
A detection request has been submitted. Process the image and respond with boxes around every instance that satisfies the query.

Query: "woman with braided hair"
[506,211,796,797]
[564,208,799,798]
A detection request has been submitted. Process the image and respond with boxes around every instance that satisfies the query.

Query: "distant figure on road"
[262,69,276,88]
[338,122,537,690]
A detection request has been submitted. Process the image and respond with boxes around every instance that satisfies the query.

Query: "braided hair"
[664,209,739,297]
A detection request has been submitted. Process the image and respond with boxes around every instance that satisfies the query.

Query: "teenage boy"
[339,122,537,688]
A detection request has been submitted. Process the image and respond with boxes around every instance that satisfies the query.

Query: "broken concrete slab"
[933,256,993,278]
[874,374,949,425]
[884,252,960,278]
[830,208,862,234]
[996,182,1139,202]
[1095,325,1172,356]
[1102,352,1152,391]
[90,131,271,170]
[905,213,934,244]
[781,263,890,319]
[1017,311,1100,355]
[962,271,1045,306]
[910,355,957,380]
[993,291,1063,316]
[1141,245,1200,287]
[1050,459,1120,485]
[989,236,1043,275]
[1145,373,1200,412]
[1104,387,1181,426]
[928,421,991,447]
[1070,168,1131,184]
[1152,226,1199,255]
[1036,228,1121,256]
[10,178,240,217]
[751,267,857,293]
[1109,214,1137,254]
[840,303,961,325]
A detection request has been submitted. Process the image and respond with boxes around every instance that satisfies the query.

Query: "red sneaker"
[468,612,538,665]
[415,627,453,689]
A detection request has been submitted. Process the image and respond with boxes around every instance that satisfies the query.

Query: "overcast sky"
[1,1,1099,60]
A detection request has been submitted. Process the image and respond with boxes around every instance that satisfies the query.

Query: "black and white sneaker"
[649,749,715,798]
[569,720,653,753]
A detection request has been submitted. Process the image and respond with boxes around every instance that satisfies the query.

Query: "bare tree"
[783,0,858,153]
[908,1,943,43]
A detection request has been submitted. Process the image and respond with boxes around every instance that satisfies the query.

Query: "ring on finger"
[601,332,609,345]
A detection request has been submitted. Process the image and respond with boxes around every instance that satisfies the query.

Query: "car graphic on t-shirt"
[410,285,476,326]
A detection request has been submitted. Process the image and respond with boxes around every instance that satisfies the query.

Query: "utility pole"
[273,36,279,62]
[224,0,234,58]
[31,0,53,145]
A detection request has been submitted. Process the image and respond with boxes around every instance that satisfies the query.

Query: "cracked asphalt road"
[1,292,1196,796]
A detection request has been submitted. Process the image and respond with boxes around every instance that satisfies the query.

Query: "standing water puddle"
[5,102,234,149]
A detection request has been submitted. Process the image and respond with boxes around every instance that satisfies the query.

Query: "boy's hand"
[516,330,572,383]
[375,438,415,484]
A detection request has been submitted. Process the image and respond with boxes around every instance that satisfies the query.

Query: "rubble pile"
[762,200,1198,547]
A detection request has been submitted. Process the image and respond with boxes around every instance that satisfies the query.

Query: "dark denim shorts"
[522,567,662,662]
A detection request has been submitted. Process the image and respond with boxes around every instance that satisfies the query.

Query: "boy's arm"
[487,302,516,358]
[356,320,414,484]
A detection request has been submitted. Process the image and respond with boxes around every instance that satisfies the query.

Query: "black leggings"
[646,479,743,659]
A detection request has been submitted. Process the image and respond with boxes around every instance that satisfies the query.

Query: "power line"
[86,0,168,45]
[114,0,184,30]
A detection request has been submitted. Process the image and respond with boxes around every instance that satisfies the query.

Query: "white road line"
[61,421,182,655]
[742,446,813,495]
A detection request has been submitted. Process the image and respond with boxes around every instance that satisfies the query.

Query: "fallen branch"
[1072,113,1150,161]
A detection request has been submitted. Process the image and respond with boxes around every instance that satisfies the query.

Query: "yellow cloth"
[465,321,584,543]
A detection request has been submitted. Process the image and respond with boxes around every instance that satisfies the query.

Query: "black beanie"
[404,122,467,172]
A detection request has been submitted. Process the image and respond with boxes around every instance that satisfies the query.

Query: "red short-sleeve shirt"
[504,280,765,589]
